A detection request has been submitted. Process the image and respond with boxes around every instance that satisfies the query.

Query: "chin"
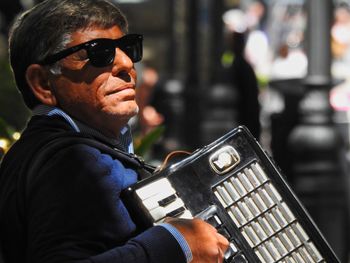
[133,105,139,114]
[117,104,139,119]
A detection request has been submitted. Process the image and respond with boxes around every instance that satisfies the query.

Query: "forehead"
[67,26,124,47]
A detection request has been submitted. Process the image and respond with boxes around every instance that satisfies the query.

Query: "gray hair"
[47,34,71,75]
[9,0,128,109]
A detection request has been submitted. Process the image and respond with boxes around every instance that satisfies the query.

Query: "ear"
[25,64,58,106]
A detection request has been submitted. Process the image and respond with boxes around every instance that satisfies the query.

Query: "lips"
[105,86,136,102]
[106,84,135,96]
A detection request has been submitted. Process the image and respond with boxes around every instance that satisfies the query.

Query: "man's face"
[49,26,138,137]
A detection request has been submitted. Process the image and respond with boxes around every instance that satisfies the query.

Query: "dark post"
[197,0,241,145]
[288,0,349,261]
[183,0,224,149]
[182,0,201,150]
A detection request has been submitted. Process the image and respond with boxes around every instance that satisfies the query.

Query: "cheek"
[53,79,98,109]
[73,89,97,107]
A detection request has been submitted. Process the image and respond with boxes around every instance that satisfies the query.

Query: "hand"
[166,218,229,263]
[142,106,164,127]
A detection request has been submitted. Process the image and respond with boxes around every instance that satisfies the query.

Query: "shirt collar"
[32,105,134,153]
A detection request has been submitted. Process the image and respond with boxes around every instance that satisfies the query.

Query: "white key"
[271,236,288,257]
[264,183,282,203]
[279,232,294,252]
[272,207,287,227]
[258,217,274,237]
[229,206,247,227]
[280,202,296,223]
[292,223,309,242]
[245,197,261,217]
[285,228,301,247]
[237,201,254,221]
[265,212,281,232]
[142,191,176,210]
[251,192,268,212]
[304,242,324,262]
[223,181,240,202]
[238,172,254,192]
[217,186,234,206]
[244,225,261,246]
[265,240,281,261]
[292,252,306,263]
[258,188,275,208]
[252,163,268,183]
[230,177,247,197]
[299,246,316,263]
[244,167,261,188]
[149,198,185,221]
[136,178,174,200]
[258,245,274,263]
[251,221,268,241]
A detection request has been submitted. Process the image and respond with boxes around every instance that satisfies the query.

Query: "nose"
[111,48,134,77]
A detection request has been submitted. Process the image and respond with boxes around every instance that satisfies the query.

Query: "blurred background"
[1,0,350,261]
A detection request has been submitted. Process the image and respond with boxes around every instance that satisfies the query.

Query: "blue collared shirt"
[32,105,193,263]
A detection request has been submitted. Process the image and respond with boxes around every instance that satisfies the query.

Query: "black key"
[158,194,177,207]
[218,227,231,239]
[230,254,248,263]
[206,215,222,228]
[166,206,186,217]
[224,242,238,261]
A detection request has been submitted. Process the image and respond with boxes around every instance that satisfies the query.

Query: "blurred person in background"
[0,0,229,262]
[230,30,261,139]
[222,9,261,140]
[331,2,350,62]
[243,1,270,78]
[135,66,164,136]
[330,2,350,112]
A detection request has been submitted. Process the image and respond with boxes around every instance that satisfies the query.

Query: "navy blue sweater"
[0,115,186,263]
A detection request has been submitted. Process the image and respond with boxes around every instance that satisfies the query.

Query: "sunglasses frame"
[39,34,143,67]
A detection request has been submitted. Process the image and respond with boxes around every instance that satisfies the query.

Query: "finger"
[163,217,172,223]
[216,232,230,248]
[218,247,222,263]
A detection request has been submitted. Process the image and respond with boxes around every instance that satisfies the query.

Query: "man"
[0,0,229,262]
[229,31,261,140]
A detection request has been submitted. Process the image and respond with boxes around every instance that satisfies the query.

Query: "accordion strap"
[26,132,155,195]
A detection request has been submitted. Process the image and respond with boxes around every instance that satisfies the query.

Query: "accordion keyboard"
[213,161,325,263]
[133,168,325,263]
[123,126,339,263]
[135,178,193,223]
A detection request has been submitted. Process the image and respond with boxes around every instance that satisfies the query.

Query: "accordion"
[122,126,340,263]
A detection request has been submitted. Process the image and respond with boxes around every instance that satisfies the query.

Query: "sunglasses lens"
[87,35,143,67]
[119,36,143,63]
[88,40,115,67]
[40,34,143,67]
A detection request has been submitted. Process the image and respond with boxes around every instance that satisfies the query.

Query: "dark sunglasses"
[39,34,143,67]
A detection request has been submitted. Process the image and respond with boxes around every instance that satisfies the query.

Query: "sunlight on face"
[49,26,139,137]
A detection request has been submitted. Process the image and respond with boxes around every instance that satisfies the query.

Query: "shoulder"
[38,142,139,191]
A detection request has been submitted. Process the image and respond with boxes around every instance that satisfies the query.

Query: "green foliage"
[256,73,269,90]
[0,51,30,131]
[221,51,235,68]
[134,125,165,156]
[0,117,13,139]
